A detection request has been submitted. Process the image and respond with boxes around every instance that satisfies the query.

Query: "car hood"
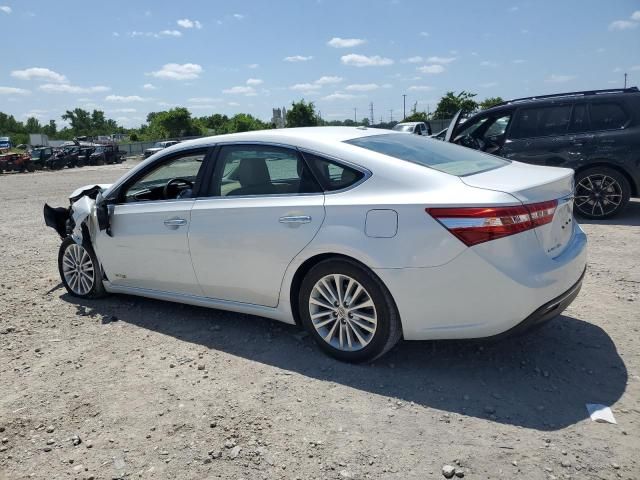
[69,183,112,201]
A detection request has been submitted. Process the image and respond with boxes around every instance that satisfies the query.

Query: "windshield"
[392,125,414,132]
[345,133,509,176]
[94,146,104,153]
[152,142,164,148]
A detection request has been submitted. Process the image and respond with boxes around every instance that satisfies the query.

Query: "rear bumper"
[375,223,587,340]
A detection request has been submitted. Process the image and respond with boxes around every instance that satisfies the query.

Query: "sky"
[1,0,639,128]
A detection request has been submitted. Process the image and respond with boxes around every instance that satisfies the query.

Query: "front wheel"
[574,167,630,219]
[298,258,402,362]
[58,237,106,298]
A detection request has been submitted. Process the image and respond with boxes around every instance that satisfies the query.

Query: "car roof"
[395,122,422,126]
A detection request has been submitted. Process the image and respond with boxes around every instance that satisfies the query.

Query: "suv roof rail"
[495,87,639,107]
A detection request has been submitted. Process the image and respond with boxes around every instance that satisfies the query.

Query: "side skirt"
[103,282,295,324]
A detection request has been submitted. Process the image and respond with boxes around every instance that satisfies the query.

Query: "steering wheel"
[163,178,194,199]
[456,134,483,151]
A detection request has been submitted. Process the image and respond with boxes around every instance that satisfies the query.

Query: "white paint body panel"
[64,127,587,341]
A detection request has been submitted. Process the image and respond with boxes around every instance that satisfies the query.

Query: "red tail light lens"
[426,200,558,247]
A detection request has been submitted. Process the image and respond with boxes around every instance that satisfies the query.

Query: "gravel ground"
[0,162,639,480]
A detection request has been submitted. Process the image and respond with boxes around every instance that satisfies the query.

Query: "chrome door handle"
[279,215,312,224]
[164,218,187,227]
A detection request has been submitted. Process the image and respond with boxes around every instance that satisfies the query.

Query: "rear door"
[188,144,325,307]
[588,100,633,166]
[501,103,579,167]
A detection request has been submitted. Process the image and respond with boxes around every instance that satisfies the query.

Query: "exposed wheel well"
[289,253,382,326]
[575,163,637,196]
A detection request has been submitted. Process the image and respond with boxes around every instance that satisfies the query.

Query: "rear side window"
[590,103,627,130]
[302,152,365,191]
[569,104,589,133]
[510,105,572,139]
[345,134,508,176]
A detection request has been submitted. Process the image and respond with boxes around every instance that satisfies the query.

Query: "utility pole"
[354,107,357,123]
[624,73,628,88]
[402,94,407,120]
[389,109,393,122]
[369,102,374,125]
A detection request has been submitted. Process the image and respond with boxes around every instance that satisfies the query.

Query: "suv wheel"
[298,258,402,363]
[574,167,630,219]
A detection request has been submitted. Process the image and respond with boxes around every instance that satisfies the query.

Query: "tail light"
[426,200,558,246]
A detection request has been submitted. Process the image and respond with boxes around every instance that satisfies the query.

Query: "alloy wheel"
[308,274,377,352]
[574,174,623,218]
[62,243,95,296]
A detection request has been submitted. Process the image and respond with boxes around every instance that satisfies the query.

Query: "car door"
[588,100,632,167]
[500,103,578,167]
[94,148,210,295]
[188,143,325,307]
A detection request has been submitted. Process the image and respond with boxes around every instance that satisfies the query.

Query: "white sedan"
[44,127,587,362]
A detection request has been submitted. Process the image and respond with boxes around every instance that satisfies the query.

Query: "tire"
[298,258,402,363]
[58,237,106,299]
[574,167,630,219]
[26,162,35,172]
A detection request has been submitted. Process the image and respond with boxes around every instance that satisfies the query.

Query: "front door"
[95,148,209,295]
[188,144,325,307]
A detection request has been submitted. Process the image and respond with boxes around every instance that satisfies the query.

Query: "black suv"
[444,87,640,219]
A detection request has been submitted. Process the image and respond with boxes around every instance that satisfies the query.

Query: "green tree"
[361,117,370,126]
[433,91,478,119]
[478,96,505,110]
[402,111,430,123]
[42,120,57,137]
[62,108,93,136]
[146,108,202,138]
[25,117,42,133]
[286,100,318,127]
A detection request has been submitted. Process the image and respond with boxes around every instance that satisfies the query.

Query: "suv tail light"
[426,200,558,246]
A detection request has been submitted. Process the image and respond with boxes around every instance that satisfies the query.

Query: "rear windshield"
[392,125,414,132]
[345,133,509,176]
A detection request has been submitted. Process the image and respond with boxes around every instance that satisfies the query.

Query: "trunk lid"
[461,161,575,258]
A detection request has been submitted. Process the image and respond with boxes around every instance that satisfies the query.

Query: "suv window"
[569,104,589,133]
[213,145,321,196]
[590,102,627,130]
[302,152,365,191]
[510,105,572,139]
[123,149,206,202]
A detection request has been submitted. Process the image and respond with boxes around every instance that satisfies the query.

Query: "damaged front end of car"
[43,184,113,243]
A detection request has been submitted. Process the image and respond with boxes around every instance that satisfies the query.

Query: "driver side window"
[123,150,207,203]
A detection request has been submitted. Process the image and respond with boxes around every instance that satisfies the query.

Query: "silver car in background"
[44,127,586,362]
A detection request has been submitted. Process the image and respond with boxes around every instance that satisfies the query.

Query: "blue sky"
[1,0,639,128]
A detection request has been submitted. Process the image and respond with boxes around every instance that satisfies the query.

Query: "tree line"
[0,91,504,145]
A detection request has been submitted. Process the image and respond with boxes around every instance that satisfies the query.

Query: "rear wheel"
[58,237,106,298]
[298,258,401,362]
[574,167,630,219]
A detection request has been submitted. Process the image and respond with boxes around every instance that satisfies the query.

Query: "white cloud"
[222,85,256,95]
[631,65,640,71]
[403,56,424,63]
[111,108,137,113]
[512,59,526,64]
[315,76,343,85]
[345,83,379,91]
[0,86,30,95]
[290,83,321,92]
[632,11,640,21]
[105,95,147,102]
[188,97,221,103]
[39,84,110,94]
[284,55,313,62]
[142,83,156,90]
[545,74,575,83]
[159,30,182,37]
[247,63,259,69]
[112,32,120,37]
[233,13,244,20]
[480,82,498,88]
[427,56,456,64]
[408,85,433,91]
[419,31,429,37]
[11,67,68,83]
[150,63,202,80]
[323,92,357,101]
[188,104,218,110]
[177,18,203,29]
[417,64,445,74]
[480,61,499,67]
[327,37,366,48]
[341,54,393,67]
[246,78,263,85]
[227,102,240,107]
[0,5,11,14]
[609,20,637,30]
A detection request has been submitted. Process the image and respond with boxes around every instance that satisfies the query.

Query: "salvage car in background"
[443,87,640,219]
[0,152,34,173]
[143,140,180,158]
[30,147,55,169]
[393,121,432,136]
[44,127,586,362]
[89,145,125,165]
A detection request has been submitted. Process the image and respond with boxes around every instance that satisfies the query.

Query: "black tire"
[298,258,402,363]
[574,167,630,219]
[58,237,106,299]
